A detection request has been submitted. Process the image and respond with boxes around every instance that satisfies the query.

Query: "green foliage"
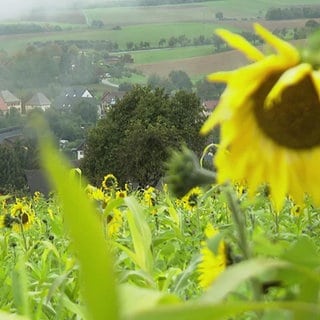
[195,78,225,101]
[81,85,207,186]
[266,6,320,20]
[0,141,28,192]
[2,138,320,318]
[168,71,193,92]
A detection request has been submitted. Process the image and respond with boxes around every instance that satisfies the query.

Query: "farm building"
[0,90,22,113]
[25,92,51,112]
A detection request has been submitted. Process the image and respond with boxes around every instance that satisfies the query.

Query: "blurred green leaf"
[38,119,119,320]
[281,236,320,268]
[12,254,30,318]
[119,283,179,318]
[0,312,29,320]
[201,258,290,303]
[126,301,320,320]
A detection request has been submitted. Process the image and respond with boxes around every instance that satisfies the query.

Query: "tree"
[215,12,223,20]
[0,140,28,192]
[195,78,225,100]
[168,70,193,92]
[81,85,207,187]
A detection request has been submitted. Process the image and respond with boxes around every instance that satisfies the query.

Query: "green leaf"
[12,254,30,317]
[126,301,320,320]
[119,284,179,319]
[201,258,290,303]
[124,197,153,274]
[37,118,119,320]
[0,311,29,320]
[281,236,320,268]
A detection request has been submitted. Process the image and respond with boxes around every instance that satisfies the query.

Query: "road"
[101,78,119,88]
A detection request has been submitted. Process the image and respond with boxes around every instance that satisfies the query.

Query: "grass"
[0,22,226,55]
[1,0,318,55]
[130,45,214,64]
[84,0,320,25]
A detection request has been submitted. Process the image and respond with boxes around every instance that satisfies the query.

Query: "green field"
[0,0,319,55]
[0,22,228,54]
[130,45,214,64]
[84,0,320,25]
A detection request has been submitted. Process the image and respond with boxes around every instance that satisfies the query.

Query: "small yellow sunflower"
[10,200,35,231]
[290,204,303,217]
[85,184,105,201]
[198,224,227,289]
[116,189,127,199]
[201,23,320,209]
[106,208,123,237]
[143,186,157,206]
[102,174,118,191]
[181,186,202,211]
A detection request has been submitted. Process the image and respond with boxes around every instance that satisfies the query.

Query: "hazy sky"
[0,0,102,20]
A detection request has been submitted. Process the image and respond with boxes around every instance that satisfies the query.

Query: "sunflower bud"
[165,146,216,198]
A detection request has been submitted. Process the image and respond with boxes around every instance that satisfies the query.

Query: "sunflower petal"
[200,104,229,135]
[268,149,288,212]
[207,71,232,83]
[215,29,265,61]
[254,23,300,64]
[264,63,312,109]
[311,71,320,101]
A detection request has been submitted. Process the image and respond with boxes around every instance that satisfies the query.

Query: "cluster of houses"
[0,87,125,118]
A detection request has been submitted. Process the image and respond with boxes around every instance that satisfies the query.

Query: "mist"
[0,0,106,20]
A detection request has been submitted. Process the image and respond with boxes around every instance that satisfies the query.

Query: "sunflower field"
[2,23,320,319]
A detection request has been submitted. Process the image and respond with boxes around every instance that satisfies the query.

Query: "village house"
[0,96,8,115]
[202,99,219,117]
[0,90,22,113]
[24,92,51,112]
[101,90,125,115]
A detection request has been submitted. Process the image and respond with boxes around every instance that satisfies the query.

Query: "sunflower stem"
[225,186,262,303]
[19,222,28,252]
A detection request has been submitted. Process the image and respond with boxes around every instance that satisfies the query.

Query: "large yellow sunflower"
[201,23,320,209]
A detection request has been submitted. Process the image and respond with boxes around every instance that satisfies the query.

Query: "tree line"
[0,23,63,35]
[266,6,320,20]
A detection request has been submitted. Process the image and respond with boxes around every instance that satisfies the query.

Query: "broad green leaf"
[172,255,201,295]
[124,197,153,274]
[164,194,180,226]
[126,301,320,320]
[62,294,87,319]
[201,258,290,303]
[119,283,179,318]
[281,236,320,268]
[0,312,29,320]
[38,122,119,320]
[12,254,30,318]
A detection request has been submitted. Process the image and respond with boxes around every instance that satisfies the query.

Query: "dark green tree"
[0,141,28,192]
[168,70,193,92]
[195,78,225,100]
[81,85,207,186]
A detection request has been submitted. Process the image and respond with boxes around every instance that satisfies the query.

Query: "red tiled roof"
[203,100,219,112]
[0,96,8,112]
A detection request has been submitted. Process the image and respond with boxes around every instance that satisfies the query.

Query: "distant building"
[202,100,219,117]
[101,90,125,115]
[0,96,8,115]
[25,92,51,112]
[54,86,96,108]
[0,90,22,113]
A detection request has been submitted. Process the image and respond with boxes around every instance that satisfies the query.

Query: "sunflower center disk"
[253,74,320,149]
